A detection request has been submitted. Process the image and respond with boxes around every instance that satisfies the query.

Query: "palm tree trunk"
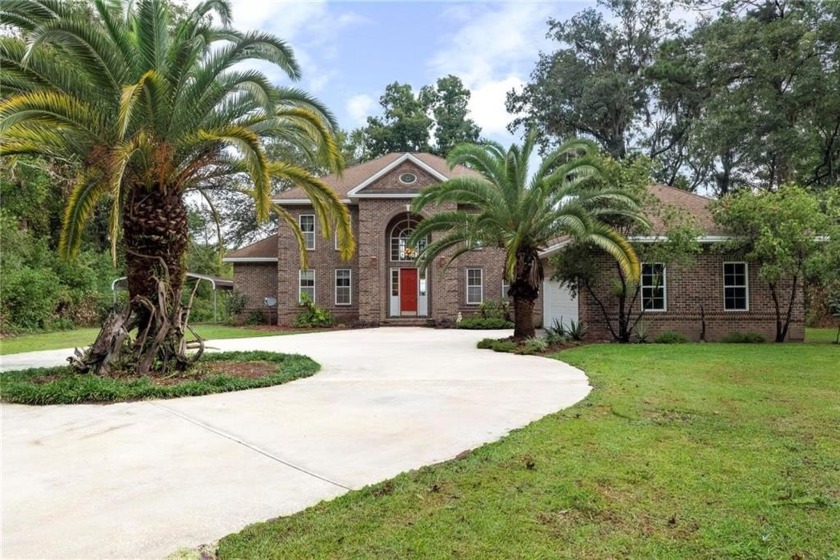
[123,184,189,330]
[512,296,536,339]
[510,248,542,340]
[71,184,197,375]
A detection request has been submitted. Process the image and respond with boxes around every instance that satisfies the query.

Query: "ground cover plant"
[0,325,284,356]
[217,331,839,559]
[0,351,318,405]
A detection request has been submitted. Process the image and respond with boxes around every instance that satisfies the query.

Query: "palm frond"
[59,169,107,258]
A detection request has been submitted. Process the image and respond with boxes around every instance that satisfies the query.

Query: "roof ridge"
[650,182,713,203]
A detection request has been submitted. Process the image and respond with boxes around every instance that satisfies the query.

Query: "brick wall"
[232,262,278,323]
[577,248,805,342]
[277,207,360,325]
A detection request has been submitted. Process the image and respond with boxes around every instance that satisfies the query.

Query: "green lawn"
[219,332,840,559]
[0,324,284,355]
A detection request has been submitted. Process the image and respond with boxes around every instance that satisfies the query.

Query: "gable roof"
[223,234,278,262]
[275,152,482,202]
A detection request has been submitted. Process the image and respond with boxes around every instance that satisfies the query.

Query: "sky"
[189,1,594,148]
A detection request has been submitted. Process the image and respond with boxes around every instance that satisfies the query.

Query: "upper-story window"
[390,221,427,261]
[299,214,315,250]
[398,173,417,185]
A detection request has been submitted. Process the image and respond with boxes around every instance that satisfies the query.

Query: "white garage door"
[543,280,578,328]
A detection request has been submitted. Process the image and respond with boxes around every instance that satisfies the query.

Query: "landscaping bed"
[0,351,319,405]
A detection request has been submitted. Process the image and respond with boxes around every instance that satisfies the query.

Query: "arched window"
[389,218,427,262]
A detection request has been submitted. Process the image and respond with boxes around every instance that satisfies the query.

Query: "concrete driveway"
[1,327,590,559]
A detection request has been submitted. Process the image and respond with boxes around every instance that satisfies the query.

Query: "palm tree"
[0,0,354,374]
[410,132,643,340]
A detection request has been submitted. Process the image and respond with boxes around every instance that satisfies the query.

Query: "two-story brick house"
[225,153,804,341]
[224,152,514,326]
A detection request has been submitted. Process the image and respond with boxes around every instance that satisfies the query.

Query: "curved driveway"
[1,328,590,559]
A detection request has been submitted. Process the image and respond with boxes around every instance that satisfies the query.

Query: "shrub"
[433,317,456,329]
[721,332,766,343]
[478,298,511,321]
[246,310,267,325]
[227,291,247,316]
[0,267,62,331]
[655,331,689,344]
[544,319,568,345]
[476,338,516,353]
[457,317,514,330]
[293,294,333,328]
[567,319,588,341]
[517,337,548,355]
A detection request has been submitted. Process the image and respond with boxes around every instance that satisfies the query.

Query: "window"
[641,263,666,312]
[466,268,483,305]
[334,232,339,251]
[391,269,399,296]
[419,269,427,297]
[299,269,315,303]
[502,279,511,299]
[299,214,315,250]
[399,173,417,185]
[335,269,351,305]
[390,225,426,261]
[724,262,749,311]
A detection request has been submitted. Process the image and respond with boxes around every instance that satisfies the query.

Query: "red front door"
[399,268,418,314]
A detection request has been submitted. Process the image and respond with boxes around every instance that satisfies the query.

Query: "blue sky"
[194,1,593,147]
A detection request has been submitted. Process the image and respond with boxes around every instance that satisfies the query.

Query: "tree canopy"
[509,0,840,195]
[350,75,481,160]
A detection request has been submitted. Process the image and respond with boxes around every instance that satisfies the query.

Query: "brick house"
[224,152,516,326]
[225,154,804,341]
[540,185,805,342]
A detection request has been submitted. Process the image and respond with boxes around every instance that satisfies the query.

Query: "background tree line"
[507,0,840,196]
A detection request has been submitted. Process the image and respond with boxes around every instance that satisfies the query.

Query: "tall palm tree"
[410,132,643,340]
[0,0,354,374]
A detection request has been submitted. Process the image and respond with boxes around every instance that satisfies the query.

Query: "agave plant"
[0,0,353,374]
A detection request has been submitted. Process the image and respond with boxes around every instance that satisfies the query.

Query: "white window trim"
[723,261,750,311]
[334,231,339,251]
[335,269,352,306]
[466,268,483,305]
[298,269,315,303]
[640,262,667,313]
[299,214,315,251]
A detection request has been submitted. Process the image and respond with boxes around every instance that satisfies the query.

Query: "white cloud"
[468,76,525,136]
[427,3,556,142]
[346,94,375,127]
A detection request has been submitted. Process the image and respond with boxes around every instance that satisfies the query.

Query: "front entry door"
[399,268,418,314]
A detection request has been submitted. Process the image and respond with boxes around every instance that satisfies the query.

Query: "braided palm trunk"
[72,185,201,375]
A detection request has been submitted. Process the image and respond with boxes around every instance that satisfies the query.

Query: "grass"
[0,324,287,356]
[218,331,840,559]
[0,351,318,405]
[806,326,839,344]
